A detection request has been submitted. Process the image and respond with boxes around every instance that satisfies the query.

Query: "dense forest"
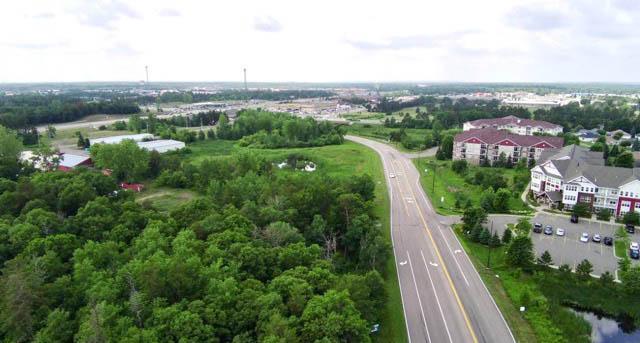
[147,90,335,104]
[0,126,389,342]
[218,110,344,148]
[0,94,140,129]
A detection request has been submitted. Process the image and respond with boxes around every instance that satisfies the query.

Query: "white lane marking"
[407,251,432,343]
[420,250,453,343]
[414,179,470,287]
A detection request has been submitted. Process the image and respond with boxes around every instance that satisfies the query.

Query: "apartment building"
[530,145,640,216]
[463,115,563,136]
[453,128,564,165]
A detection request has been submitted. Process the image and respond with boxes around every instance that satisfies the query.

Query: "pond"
[572,308,640,343]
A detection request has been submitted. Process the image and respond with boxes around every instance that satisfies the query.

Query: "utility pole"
[431,162,437,193]
[487,220,494,268]
[145,65,149,84]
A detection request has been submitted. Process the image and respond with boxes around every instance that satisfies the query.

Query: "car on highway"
[571,214,579,223]
[603,236,613,246]
[592,234,602,243]
[556,228,565,236]
[580,232,590,243]
[533,223,543,233]
[544,225,553,235]
[389,173,396,178]
[626,224,635,234]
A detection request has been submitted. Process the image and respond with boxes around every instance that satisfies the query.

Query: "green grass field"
[135,185,199,212]
[175,139,408,342]
[413,157,531,215]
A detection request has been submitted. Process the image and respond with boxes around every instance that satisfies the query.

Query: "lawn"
[177,139,408,342]
[413,157,531,215]
[454,226,591,343]
[135,185,199,212]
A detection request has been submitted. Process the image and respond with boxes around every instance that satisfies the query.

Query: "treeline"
[147,89,335,104]
[0,94,140,129]
[533,102,637,132]
[0,130,389,342]
[218,110,344,148]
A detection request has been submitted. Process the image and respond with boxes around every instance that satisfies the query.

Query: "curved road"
[347,135,514,343]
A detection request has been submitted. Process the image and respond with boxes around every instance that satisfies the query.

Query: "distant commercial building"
[531,145,640,216]
[462,115,563,136]
[453,128,563,165]
[136,139,185,153]
[58,154,92,171]
[89,133,153,145]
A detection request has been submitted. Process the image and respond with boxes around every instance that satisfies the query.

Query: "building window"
[635,203,640,209]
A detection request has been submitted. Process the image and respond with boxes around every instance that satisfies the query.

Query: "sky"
[1,0,639,83]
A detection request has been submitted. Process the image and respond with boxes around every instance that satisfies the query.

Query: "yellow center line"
[396,159,479,343]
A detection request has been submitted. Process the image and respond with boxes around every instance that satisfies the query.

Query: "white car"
[580,232,589,243]
[389,173,396,178]
[631,242,639,251]
[556,228,565,236]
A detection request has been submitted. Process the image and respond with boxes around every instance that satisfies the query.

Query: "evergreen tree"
[538,250,553,266]
[479,228,491,245]
[502,228,513,244]
[489,232,501,247]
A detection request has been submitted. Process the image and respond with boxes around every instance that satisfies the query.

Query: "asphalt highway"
[347,135,515,343]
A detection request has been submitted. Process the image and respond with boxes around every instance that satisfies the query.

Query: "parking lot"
[486,213,624,276]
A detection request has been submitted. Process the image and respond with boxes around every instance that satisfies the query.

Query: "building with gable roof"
[531,144,640,216]
[453,128,564,165]
[462,115,563,136]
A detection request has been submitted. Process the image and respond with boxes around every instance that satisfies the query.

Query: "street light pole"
[431,162,437,193]
[487,220,493,268]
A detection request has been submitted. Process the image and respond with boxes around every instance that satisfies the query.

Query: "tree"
[451,159,468,175]
[479,228,491,245]
[128,114,143,133]
[502,228,513,244]
[506,236,534,269]
[538,250,553,266]
[632,139,640,152]
[0,126,24,179]
[198,130,205,141]
[515,217,532,236]
[493,188,511,213]
[600,271,615,287]
[609,144,620,157]
[494,152,507,168]
[596,209,611,221]
[575,259,593,279]
[206,128,216,140]
[527,157,536,169]
[614,131,624,140]
[90,140,150,182]
[438,135,454,160]
[461,207,487,230]
[300,290,369,343]
[572,203,591,218]
[614,151,634,168]
[621,265,640,295]
[489,231,501,247]
[480,189,495,212]
[33,309,75,343]
[147,112,157,134]
[623,211,640,226]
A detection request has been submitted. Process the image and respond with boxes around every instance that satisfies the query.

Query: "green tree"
[623,212,640,225]
[575,259,593,279]
[451,159,468,174]
[515,217,532,236]
[506,236,534,269]
[147,112,157,134]
[198,130,205,141]
[90,140,150,182]
[538,250,553,266]
[502,227,513,244]
[614,151,634,168]
[489,231,501,247]
[461,207,487,230]
[573,203,591,218]
[493,188,511,213]
[609,144,620,157]
[438,135,454,160]
[0,126,24,179]
[479,228,491,245]
[33,308,75,343]
[480,188,495,212]
[600,271,615,287]
[621,265,640,295]
[128,114,143,133]
[300,290,369,343]
[596,209,611,221]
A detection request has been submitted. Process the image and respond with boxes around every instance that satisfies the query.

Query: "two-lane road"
[347,135,515,343]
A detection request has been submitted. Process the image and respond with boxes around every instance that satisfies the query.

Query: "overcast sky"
[2,0,639,83]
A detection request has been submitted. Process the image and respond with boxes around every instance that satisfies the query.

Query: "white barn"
[136,139,185,153]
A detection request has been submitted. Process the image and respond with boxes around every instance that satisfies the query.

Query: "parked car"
[592,234,602,243]
[631,248,640,260]
[631,242,639,251]
[556,228,565,236]
[571,214,579,223]
[533,223,543,233]
[580,232,590,243]
[626,224,635,234]
[603,236,613,246]
[544,225,553,235]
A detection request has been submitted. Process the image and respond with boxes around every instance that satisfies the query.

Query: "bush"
[572,203,591,218]
[451,160,468,175]
[623,211,640,225]
[596,209,611,221]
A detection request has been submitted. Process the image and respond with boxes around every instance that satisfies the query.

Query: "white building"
[531,145,640,216]
[136,139,185,153]
[89,133,153,145]
[463,115,563,136]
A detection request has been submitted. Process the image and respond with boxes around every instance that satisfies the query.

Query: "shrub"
[451,160,468,175]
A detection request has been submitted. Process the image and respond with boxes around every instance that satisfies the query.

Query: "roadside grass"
[178,139,408,342]
[454,225,591,343]
[413,157,531,215]
[615,240,628,259]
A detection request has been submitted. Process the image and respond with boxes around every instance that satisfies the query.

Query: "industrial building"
[58,154,92,171]
[136,139,185,153]
[89,133,153,145]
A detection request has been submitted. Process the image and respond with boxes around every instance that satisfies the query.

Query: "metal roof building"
[136,139,185,153]
[89,133,154,145]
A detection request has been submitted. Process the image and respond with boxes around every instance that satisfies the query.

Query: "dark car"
[631,249,640,260]
[603,236,613,246]
[533,223,543,233]
[626,224,636,234]
[544,225,553,235]
[571,214,579,223]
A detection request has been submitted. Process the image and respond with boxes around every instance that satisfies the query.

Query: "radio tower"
[145,65,149,84]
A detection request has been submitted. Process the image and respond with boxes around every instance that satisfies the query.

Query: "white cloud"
[0,0,638,82]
